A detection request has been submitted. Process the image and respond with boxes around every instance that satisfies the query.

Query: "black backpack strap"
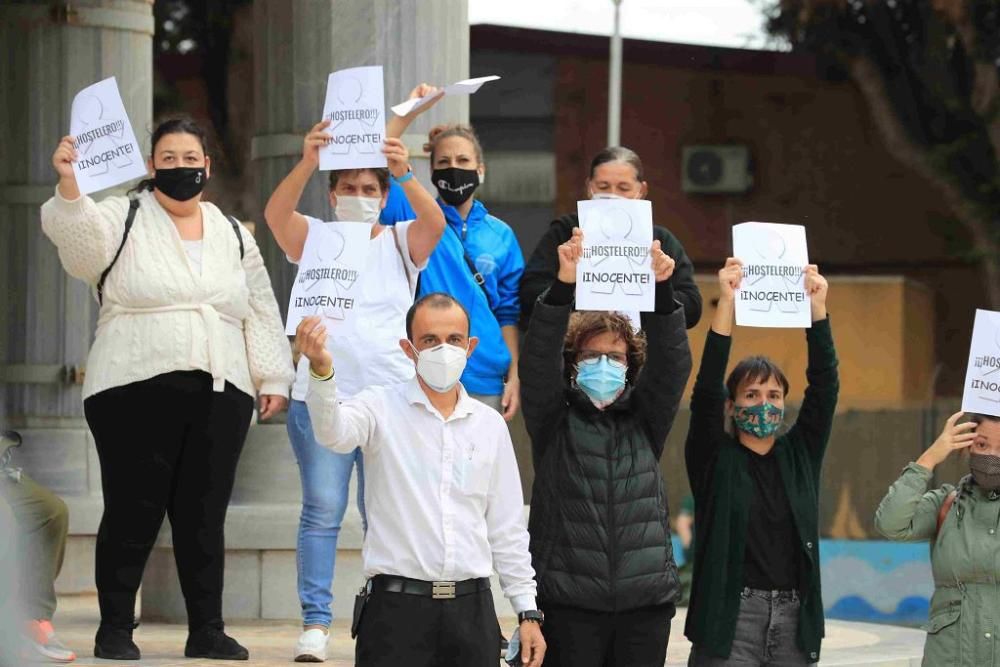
[97,197,140,306]
[227,215,245,260]
[445,224,493,310]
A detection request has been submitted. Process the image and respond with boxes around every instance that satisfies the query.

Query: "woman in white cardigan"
[41,117,294,662]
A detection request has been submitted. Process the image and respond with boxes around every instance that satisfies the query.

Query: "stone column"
[140,0,473,623]
[0,0,153,592]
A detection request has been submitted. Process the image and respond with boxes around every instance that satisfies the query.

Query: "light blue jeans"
[287,399,367,628]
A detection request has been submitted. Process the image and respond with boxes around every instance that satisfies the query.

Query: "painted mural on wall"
[673,538,933,626]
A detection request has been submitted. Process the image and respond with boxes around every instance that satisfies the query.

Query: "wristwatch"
[517,610,544,626]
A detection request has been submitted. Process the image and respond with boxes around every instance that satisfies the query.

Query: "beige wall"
[686,275,936,410]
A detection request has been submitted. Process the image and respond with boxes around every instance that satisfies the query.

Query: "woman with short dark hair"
[42,116,294,661]
[875,411,1000,667]
[520,227,692,666]
[685,258,837,667]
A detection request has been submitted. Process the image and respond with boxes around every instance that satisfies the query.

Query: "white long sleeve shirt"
[40,187,294,399]
[306,374,538,613]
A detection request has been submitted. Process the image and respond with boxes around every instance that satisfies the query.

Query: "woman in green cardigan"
[876,411,1000,667]
[685,258,838,666]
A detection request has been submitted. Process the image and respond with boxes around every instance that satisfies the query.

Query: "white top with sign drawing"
[733,222,811,328]
[575,199,655,313]
[320,66,387,171]
[285,220,372,336]
[961,309,1000,417]
[390,75,502,116]
[69,77,147,196]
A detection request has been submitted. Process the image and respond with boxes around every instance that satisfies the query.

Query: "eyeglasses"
[577,350,628,366]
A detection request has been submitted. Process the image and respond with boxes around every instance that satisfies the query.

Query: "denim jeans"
[287,399,367,628]
[688,588,814,666]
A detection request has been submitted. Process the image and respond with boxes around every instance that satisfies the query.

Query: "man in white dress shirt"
[296,293,545,667]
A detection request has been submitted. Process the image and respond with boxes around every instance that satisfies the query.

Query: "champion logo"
[436,179,477,195]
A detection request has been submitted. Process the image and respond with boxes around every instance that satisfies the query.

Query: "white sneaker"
[293,628,329,663]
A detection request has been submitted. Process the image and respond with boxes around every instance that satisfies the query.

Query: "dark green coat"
[520,297,692,611]
[684,319,839,661]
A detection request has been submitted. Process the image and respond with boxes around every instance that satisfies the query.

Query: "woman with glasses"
[519,227,692,666]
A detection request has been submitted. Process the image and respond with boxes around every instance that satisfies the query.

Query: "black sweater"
[519,212,703,330]
[684,320,839,661]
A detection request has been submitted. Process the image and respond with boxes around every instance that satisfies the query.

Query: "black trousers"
[540,601,676,667]
[84,371,253,629]
[355,586,500,667]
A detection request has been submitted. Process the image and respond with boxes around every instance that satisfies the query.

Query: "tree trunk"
[846,55,1000,309]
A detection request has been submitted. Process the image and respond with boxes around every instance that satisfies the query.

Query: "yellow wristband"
[309,366,334,381]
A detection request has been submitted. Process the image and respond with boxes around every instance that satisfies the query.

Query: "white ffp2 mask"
[409,342,468,393]
[335,195,382,225]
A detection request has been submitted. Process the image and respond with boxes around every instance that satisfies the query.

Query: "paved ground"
[49,594,925,666]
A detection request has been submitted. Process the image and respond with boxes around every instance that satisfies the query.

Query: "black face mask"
[432,167,480,207]
[970,453,1000,492]
[154,167,206,202]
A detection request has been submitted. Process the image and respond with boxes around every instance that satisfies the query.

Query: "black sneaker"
[94,621,140,660]
[184,625,249,661]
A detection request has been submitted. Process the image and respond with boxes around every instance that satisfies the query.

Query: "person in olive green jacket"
[685,258,837,666]
[875,411,1000,667]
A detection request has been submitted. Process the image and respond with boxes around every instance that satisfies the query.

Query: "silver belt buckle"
[431,581,456,599]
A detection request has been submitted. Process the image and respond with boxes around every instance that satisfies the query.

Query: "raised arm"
[40,136,130,284]
[654,226,703,329]
[519,228,581,466]
[876,412,976,540]
[263,121,328,262]
[382,137,444,265]
[386,83,443,140]
[635,240,693,456]
[297,317,377,452]
[785,266,839,467]
[384,84,447,265]
[685,258,741,490]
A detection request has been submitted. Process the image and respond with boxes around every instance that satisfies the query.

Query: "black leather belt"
[371,575,490,600]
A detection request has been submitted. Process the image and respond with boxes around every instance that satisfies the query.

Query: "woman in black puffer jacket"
[520,227,692,667]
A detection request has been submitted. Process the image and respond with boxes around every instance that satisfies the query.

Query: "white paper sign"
[961,309,1000,417]
[285,222,371,335]
[390,75,501,116]
[69,77,147,195]
[733,222,811,328]
[320,66,387,171]
[575,199,655,312]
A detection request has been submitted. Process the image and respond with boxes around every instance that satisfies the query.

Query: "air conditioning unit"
[681,145,753,194]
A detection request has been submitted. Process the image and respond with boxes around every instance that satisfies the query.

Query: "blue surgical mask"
[576,355,627,409]
[733,403,784,439]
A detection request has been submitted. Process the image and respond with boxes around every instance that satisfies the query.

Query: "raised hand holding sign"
[732,222,811,328]
[961,309,1000,417]
[68,77,146,195]
[575,198,655,312]
[320,66,387,171]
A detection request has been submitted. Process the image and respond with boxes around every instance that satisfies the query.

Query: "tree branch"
[846,53,1000,307]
